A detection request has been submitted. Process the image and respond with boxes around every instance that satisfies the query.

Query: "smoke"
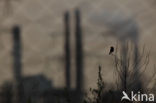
[88,10,139,43]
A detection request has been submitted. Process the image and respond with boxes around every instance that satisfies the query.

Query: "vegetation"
[83,43,156,103]
[83,66,105,103]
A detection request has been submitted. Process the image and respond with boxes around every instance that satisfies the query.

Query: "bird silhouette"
[109,46,114,55]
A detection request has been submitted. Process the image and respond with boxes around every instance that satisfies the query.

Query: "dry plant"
[83,66,105,103]
[82,41,156,103]
[113,41,156,93]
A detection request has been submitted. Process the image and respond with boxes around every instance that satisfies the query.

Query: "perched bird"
[109,46,114,55]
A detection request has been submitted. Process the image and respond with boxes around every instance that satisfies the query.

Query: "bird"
[109,46,114,55]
